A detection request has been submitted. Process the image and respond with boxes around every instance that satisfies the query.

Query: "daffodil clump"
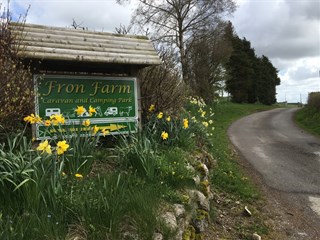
[23,105,106,177]
[187,96,215,137]
[74,105,109,137]
[145,104,194,147]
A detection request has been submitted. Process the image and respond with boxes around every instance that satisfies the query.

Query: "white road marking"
[313,151,320,157]
[253,146,271,163]
[308,196,320,216]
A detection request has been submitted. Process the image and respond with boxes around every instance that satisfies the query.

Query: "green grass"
[209,101,275,201]
[0,109,205,239]
[0,100,286,239]
[295,106,320,136]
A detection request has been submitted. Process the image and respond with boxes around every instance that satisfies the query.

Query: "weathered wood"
[19,37,154,51]
[19,38,155,53]
[23,46,159,59]
[10,22,161,67]
[16,31,153,47]
[21,51,161,65]
[10,22,148,41]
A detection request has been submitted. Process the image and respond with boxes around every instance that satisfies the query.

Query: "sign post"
[34,75,138,139]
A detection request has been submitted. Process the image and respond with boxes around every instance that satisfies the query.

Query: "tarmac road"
[228,108,320,238]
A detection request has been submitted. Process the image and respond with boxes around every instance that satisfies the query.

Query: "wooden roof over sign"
[9,22,161,69]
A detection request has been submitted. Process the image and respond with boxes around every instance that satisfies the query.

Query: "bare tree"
[187,21,233,104]
[71,19,87,30]
[114,23,132,34]
[119,0,236,84]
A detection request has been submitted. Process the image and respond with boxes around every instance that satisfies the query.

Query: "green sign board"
[34,75,138,139]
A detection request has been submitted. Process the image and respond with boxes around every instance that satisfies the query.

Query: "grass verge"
[209,101,275,201]
[295,106,320,136]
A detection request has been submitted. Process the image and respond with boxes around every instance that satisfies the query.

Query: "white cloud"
[232,0,320,103]
[2,0,320,103]
[4,0,135,31]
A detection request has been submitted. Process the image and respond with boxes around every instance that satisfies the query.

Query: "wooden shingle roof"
[10,22,161,67]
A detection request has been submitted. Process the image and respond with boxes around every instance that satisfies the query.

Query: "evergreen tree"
[225,36,254,103]
[225,31,280,104]
[256,56,280,105]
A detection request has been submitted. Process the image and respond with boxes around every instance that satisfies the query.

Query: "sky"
[1,0,319,103]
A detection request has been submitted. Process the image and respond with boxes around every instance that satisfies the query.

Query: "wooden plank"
[9,22,161,66]
[23,46,160,60]
[20,51,162,65]
[19,35,154,51]
[14,31,153,49]
[10,25,149,45]
[19,41,156,56]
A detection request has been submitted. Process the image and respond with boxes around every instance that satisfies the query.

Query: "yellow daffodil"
[209,120,213,125]
[183,118,189,129]
[92,125,99,134]
[88,106,96,117]
[161,131,168,140]
[75,106,86,116]
[148,104,155,112]
[202,121,209,127]
[56,140,69,155]
[24,114,42,124]
[166,116,171,122]
[82,119,90,127]
[75,173,83,179]
[44,120,51,127]
[101,128,110,136]
[201,111,206,118]
[36,140,52,154]
[62,172,67,177]
[157,112,163,119]
[50,114,65,125]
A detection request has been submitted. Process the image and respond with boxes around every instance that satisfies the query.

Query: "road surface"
[228,108,320,239]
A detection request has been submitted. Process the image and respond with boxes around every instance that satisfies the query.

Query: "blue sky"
[1,0,319,103]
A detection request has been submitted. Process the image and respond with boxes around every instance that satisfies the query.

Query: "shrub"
[0,6,34,133]
[307,92,320,111]
[139,47,187,121]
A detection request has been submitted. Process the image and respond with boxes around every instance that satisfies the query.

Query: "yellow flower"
[157,112,163,119]
[88,106,96,117]
[50,114,65,125]
[92,125,99,134]
[161,131,168,140]
[56,140,69,155]
[166,116,171,122]
[75,173,83,179]
[24,114,42,124]
[202,121,209,127]
[201,111,206,118]
[183,118,189,129]
[101,128,110,136]
[36,140,52,154]
[44,120,51,127]
[62,172,66,177]
[75,106,86,116]
[209,120,213,125]
[82,119,90,127]
[148,104,155,112]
